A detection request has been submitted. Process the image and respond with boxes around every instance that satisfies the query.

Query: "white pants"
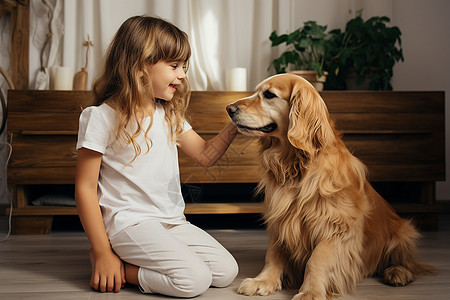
[109,219,239,298]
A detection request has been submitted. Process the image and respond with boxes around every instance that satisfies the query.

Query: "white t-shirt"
[76,103,192,237]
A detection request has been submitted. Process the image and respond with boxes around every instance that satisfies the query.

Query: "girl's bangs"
[144,19,191,68]
[168,34,191,63]
[157,29,191,64]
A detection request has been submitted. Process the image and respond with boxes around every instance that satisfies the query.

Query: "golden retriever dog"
[226,74,434,300]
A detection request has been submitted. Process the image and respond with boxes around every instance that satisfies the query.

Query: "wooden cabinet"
[6,90,445,234]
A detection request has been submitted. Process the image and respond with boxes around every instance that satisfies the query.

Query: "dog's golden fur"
[226,74,434,299]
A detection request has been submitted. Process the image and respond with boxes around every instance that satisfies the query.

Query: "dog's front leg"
[237,237,284,296]
[293,237,357,300]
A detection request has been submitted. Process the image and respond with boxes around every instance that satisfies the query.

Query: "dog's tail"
[412,262,437,276]
[381,219,436,286]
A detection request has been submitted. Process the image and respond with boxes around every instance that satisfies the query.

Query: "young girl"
[75,16,239,297]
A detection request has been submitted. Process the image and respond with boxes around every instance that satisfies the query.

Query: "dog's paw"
[383,266,414,286]
[237,277,282,296]
[291,292,306,300]
[291,291,326,300]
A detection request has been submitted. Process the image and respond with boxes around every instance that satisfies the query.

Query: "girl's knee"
[213,255,239,288]
[139,263,212,298]
[174,264,212,297]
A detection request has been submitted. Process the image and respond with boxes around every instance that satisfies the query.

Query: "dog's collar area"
[237,123,277,133]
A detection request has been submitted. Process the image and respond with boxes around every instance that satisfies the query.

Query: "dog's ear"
[287,83,335,157]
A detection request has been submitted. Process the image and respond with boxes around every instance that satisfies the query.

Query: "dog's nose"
[226,104,238,117]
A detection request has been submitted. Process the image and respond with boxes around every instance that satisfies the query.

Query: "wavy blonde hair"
[91,16,191,161]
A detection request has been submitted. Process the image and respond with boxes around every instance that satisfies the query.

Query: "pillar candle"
[229,67,247,91]
[53,66,74,90]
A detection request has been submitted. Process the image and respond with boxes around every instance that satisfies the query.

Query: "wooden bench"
[6,90,445,234]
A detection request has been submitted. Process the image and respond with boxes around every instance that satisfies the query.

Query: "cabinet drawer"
[8,167,76,184]
[333,113,444,132]
[9,135,77,168]
[344,134,444,166]
[8,113,80,133]
[7,90,84,133]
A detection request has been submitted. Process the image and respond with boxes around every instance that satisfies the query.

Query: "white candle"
[53,66,74,90]
[229,67,247,91]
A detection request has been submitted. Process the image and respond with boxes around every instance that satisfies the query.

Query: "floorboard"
[1,215,449,300]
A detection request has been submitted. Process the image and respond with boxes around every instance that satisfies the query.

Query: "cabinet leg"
[420,182,435,205]
[418,182,437,231]
[12,216,53,235]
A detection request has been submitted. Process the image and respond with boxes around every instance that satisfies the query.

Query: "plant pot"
[288,70,327,91]
[345,69,371,90]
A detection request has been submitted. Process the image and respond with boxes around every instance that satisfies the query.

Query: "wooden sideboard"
[6,90,445,234]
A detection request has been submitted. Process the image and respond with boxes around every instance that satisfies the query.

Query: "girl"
[75,16,239,297]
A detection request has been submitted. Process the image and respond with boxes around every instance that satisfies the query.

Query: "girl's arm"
[75,148,125,293]
[178,120,238,167]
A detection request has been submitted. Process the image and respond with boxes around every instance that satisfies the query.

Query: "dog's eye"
[263,90,277,99]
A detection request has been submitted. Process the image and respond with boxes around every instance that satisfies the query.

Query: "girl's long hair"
[91,16,191,161]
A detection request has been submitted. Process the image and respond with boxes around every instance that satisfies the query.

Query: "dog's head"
[227,73,335,157]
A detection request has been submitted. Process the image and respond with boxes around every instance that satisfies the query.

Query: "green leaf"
[270,31,288,46]
[298,37,312,49]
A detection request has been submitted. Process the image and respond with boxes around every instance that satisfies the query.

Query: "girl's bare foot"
[124,262,140,286]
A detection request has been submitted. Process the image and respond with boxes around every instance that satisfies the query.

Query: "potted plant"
[324,14,404,90]
[269,21,328,90]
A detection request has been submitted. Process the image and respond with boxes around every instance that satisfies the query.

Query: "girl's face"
[149,60,186,101]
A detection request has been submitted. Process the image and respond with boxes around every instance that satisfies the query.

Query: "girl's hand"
[89,249,126,293]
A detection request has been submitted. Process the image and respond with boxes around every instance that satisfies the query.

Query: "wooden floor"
[1,215,449,300]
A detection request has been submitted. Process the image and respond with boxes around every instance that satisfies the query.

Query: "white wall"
[392,0,450,201]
